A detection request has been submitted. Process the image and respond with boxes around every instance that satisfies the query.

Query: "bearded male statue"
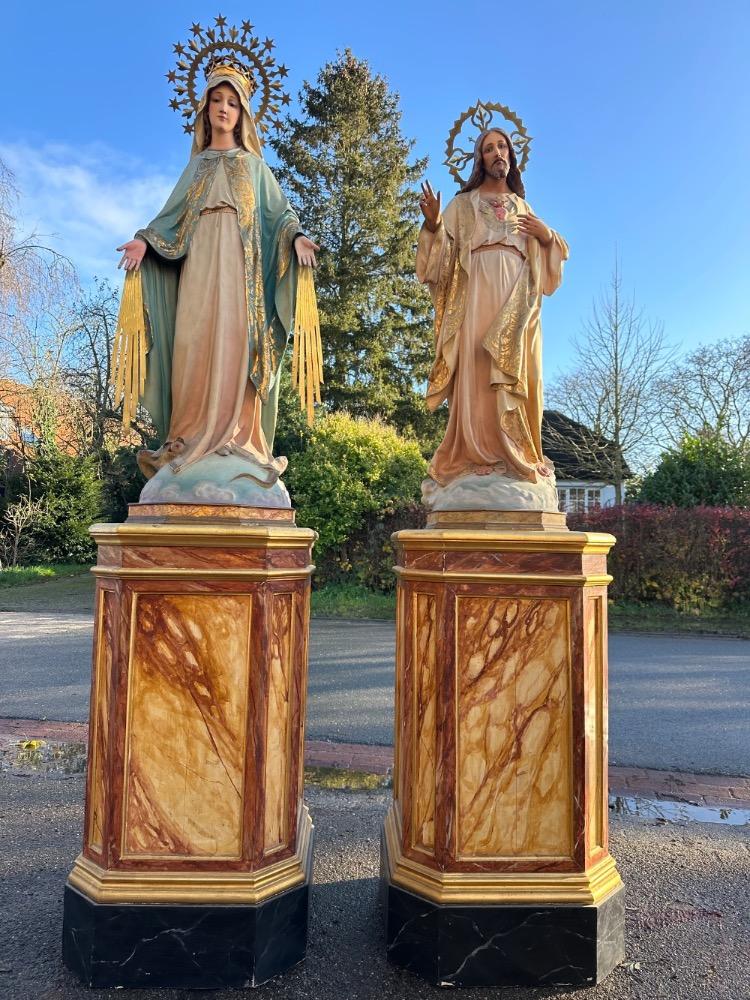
[417,128,568,512]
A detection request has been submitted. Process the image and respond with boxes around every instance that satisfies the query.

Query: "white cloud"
[0,141,175,280]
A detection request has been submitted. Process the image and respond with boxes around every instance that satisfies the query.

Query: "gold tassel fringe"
[110,270,147,429]
[292,266,323,425]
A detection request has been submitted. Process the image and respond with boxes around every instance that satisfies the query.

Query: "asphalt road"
[2,779,749,1000]
[0,612,748,775]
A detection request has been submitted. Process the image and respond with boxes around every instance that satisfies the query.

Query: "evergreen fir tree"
[270,50,445,449]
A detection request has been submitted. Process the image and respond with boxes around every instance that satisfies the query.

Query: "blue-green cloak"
[135,148,299,447]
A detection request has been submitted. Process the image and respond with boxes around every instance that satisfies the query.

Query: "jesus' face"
[481,131,510,180]
[208,83,241,137]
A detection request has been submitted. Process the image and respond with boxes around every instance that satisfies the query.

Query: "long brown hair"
[461,129,525,197]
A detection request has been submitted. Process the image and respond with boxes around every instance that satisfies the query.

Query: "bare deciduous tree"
[0,495,49,567]
[61,280,153,453]
[656,335,750,449]
[0,155,80,454]
[546,259,674,503]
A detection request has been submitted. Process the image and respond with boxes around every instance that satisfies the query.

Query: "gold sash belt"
[199,205,237,216]
[472,241,525,260]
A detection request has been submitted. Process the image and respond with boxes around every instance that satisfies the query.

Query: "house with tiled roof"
[541,410,631,513]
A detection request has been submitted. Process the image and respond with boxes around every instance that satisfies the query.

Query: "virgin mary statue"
[115,60,318,506]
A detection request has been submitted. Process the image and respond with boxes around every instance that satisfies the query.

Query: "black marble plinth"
[62,864,311,988]
[381,846,624,987]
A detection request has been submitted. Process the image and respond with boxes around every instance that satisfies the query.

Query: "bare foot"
[136,438,185,479]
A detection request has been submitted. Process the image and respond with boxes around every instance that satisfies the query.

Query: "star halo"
[166,14,291,141]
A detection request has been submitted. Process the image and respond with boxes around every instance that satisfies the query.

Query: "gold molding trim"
[395,568,612,587]
[92,566,314,580]
[383,808,622,905]
[69,808,313,905]
[90,522,316,550]
[394,529,615,555]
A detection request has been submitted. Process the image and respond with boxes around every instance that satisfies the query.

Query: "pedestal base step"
[382,868,624,988]
[62,872,311,989]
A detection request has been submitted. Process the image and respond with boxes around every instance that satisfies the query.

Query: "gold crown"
[167,15,291,136]
[204,57,256,97]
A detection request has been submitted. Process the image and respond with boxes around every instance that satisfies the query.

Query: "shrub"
[634,433,750,508]
[337,501,426,592]
[3,448,103,564]
[100,446,147,522]
[569,504,750,611]
[284,413,427,583]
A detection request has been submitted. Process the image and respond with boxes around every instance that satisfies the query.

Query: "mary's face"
[208,83,241,135]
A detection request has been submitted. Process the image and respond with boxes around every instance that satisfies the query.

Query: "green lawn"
[0,563,91,588]
[2,565,747,638]
[608,600,749,639]
[311,583,396,620]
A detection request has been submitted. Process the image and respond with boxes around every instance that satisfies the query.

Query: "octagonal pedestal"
[381,517,625,987]
[62,503,315,988]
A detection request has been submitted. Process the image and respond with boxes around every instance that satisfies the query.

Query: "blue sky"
[2,0,748,379]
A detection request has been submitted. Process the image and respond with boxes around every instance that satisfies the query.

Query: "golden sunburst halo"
[444,101,532,186]
[166,14,291,139]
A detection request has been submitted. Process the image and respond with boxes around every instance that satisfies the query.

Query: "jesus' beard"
[486,159,509,180]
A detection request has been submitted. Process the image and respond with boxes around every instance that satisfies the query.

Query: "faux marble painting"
[264,593,294,854]
[455,596,572,859]
[86,589,114,857]
[412,593,437,852]
[121,593,252,859]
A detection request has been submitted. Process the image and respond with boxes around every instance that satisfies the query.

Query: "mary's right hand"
[116,238,147,271]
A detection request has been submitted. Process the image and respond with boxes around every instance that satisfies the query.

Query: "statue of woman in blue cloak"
[116,60,318,505]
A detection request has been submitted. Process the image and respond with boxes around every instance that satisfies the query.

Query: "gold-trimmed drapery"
[417,190,568,484]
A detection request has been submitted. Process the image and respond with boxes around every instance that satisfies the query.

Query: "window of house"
[558,486,603,513]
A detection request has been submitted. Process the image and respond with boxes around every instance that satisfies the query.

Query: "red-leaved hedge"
[568,504,750,610]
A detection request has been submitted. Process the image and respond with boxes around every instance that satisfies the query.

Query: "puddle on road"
[2,740,748,827]
[609,794,750,826]
[0,739,87,776]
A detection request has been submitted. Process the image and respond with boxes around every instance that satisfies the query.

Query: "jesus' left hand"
[516,212,553,247]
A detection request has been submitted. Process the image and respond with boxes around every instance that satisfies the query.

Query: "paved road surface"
[0,612,748,775]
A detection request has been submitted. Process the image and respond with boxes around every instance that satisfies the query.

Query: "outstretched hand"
[419,181,442,232]
[116,239,147,271]
[294,235,319,268]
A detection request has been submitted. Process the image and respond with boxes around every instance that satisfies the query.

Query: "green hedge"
[284,413,426,584]
[569,504,750,611]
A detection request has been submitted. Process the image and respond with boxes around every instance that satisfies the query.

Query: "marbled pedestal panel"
[62,505,315,988]
[381,526,624,987]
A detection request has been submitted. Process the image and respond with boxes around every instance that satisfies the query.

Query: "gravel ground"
[0,776,748,1000]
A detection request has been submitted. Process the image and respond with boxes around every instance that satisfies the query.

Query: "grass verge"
[3,569,747,638]
[312,584,749,637]
[608,601,750,638]
[0,564,91,589]
[304,765,389,790]
[311,583,396,620]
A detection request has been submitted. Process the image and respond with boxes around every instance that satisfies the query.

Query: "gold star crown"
[167,15,291,136]
[444,101,533,186]
[204,55,256,96]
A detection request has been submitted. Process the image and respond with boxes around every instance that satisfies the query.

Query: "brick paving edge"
[1,718,748,807]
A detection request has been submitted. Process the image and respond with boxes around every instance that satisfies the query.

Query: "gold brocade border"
[383,807,622,905]
[68,808,313,905]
